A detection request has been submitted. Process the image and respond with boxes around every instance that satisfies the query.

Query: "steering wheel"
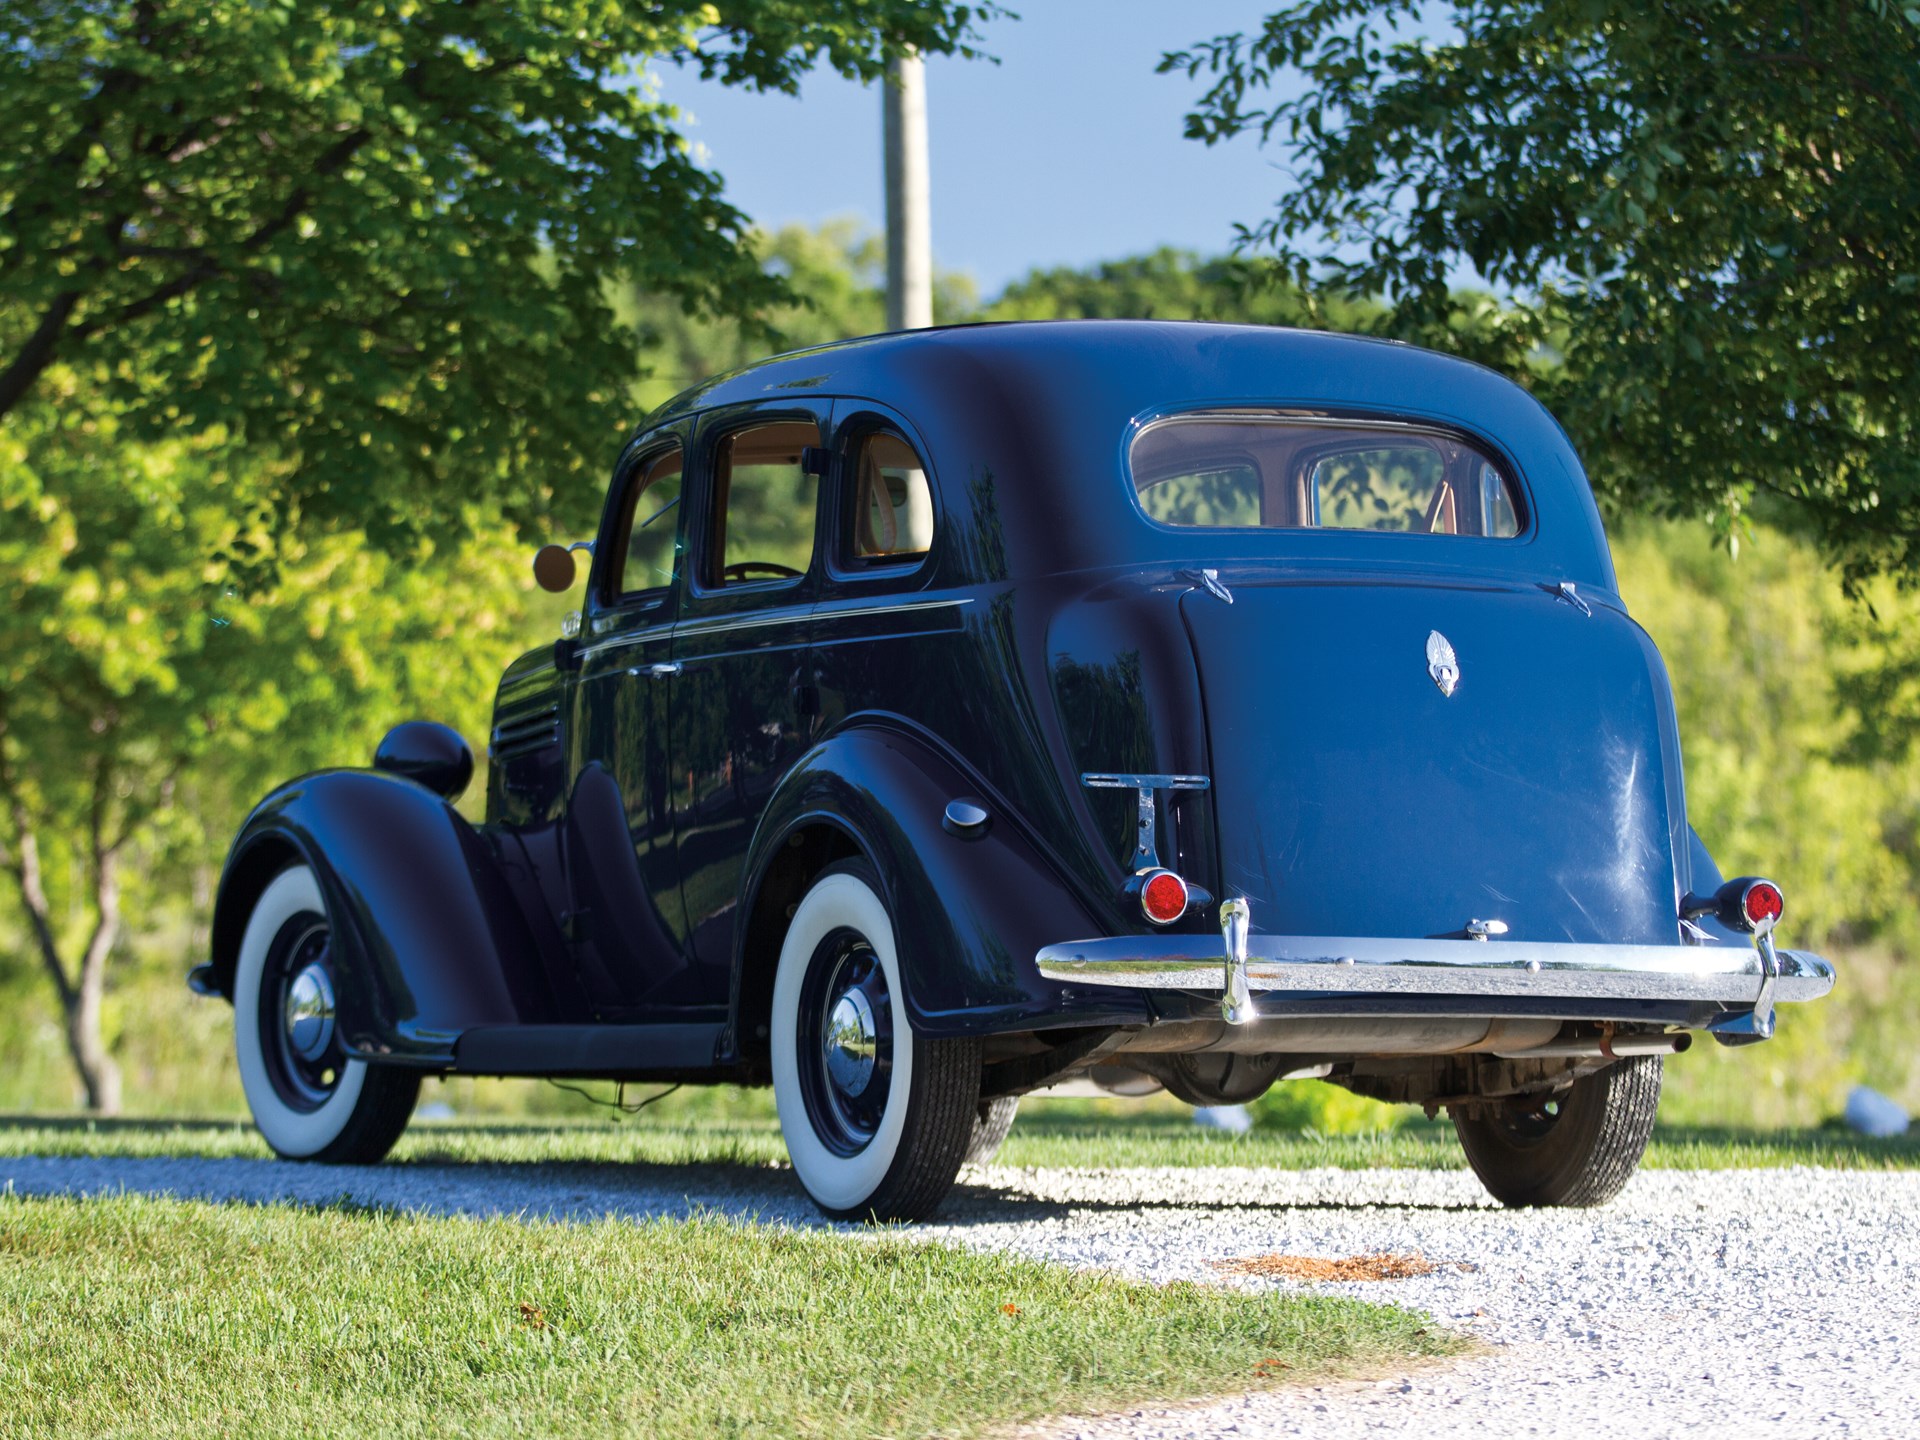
[722,560,803,582]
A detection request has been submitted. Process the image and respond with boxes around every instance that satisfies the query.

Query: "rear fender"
[209,770,563,1066]
[731,723,1150,1059]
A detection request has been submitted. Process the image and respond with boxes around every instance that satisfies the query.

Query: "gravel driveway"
[4,1152,1915,1437]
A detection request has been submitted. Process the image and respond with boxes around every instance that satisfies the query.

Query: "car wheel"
[1451,1055,1661,1207]
[964,1096,1020,1165]
[233,865,419,1163]
[771,860,982,1221]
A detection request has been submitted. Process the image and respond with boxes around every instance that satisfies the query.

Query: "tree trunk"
[67,847,124,1115]
[0,801,124,1115]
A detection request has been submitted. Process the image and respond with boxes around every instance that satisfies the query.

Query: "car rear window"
[1130,415,1522,538]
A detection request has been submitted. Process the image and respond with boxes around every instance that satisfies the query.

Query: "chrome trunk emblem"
[1426,630,1460,697]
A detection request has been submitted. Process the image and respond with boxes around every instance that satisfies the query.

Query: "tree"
[2,0,994,549]
[1164,2,1920,590]
[623,220,978,414]
[0,379,528,1111]
[985,245,1372,328]
[0,3,995,1111]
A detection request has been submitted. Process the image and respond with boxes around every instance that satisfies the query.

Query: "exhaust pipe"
[1494,1031,1692,1060]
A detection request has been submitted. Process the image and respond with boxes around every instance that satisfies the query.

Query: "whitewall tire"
[771,861,981,1220]
[233,864,418,1163]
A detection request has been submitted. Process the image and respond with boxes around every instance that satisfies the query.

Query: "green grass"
[1,1104,1915,1172]
[0,1191,1455,1440]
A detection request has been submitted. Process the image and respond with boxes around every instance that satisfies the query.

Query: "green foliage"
[0,368,534,1107]
[986,245,1371,328]
[0,382,523,835]
[1617,522,1920,953]
[623,220,979,413]
[1252,1079,1404,1135]
[1613,519,1920,1118]
[1,1,994,546]
[1164,3,1920,590]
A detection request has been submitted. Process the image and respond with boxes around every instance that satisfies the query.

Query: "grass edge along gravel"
[0,1190,1458,1440]
[1,1113,1916,1172]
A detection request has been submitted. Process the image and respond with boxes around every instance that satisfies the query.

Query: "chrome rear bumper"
[1036,933,1834,1010]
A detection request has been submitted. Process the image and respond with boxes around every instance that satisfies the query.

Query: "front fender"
[733,722,1152,1050]
[209,770,561,1066]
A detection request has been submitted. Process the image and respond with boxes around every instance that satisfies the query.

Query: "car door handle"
[645,662,681,678]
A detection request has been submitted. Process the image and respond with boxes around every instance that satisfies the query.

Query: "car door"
[565,434,700,1015]
[670,402,831,994]
[809,405,954,735]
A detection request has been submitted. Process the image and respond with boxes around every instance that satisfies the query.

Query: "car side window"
[607,444,684,597]
[847,431,935,565]
[705,419,821,587]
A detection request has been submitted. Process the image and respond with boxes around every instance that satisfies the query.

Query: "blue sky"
[652,3,1304,299]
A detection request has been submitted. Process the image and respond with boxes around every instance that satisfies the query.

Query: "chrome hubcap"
[284,961,336,1063]
[798,926,895,1158]
[824,989,878,1097]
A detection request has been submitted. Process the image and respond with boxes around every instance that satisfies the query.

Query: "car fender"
[731,721,1152,1056]
[208,770,562,1066]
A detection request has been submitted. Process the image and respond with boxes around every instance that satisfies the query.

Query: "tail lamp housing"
[1137,868,1190,926]
[1735,879,1784,933]
[1686,875,1784,936]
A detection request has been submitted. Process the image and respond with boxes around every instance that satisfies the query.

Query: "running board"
[452,1022,726,1077]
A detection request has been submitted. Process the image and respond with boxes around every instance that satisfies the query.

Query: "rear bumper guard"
[1035,925,1834,1034]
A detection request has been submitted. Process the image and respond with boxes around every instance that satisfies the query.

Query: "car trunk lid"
[1180,576,1682,945]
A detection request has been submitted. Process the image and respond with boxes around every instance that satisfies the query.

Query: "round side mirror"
[532,544,577,593]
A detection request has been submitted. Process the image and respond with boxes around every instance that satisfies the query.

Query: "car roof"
[631,320,1617,589]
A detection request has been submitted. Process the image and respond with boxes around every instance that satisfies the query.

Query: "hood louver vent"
[490,700,560,762]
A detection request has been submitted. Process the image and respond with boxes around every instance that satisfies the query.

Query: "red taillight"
[1140,869,1189,925]
[1743,881,1784,930]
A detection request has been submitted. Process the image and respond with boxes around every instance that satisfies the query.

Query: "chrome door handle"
[646,662,681,678]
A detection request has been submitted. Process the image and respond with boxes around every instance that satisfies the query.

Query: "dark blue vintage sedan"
[194,321,1833,1218]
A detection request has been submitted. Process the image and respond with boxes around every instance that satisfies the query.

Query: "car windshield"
[1130,415,1521,538]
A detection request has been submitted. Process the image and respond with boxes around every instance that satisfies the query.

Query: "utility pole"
[883,51,932,331]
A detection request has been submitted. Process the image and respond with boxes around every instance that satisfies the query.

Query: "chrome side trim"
[579,595,974,660]
[674,608,812,641]
[576,625,673,660]
[813,596,974,624]
[1036,933,1836,1008]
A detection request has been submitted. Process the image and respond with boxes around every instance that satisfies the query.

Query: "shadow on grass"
[0,1114,256,1133]
[0,1114,758,1139]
